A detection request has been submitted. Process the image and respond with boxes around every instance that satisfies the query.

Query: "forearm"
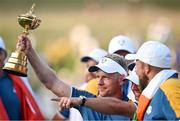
[85,97,136,118]
[27,47,71,97]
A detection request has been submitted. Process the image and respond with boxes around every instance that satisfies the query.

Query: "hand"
[16,34,32,54]
[51,97,82,109]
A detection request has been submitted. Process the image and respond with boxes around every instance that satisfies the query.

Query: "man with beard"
[126,41,180,120]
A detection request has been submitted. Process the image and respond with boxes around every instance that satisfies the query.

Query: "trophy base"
[3,51,28,77]
[3,68,27,77]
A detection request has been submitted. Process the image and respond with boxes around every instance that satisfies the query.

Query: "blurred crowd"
[0,16,180,120]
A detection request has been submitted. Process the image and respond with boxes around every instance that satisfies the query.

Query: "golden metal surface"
[11,51,27,61]
[18,3,41,35]
[3,3,41,77]
[3,63,27,76]
[8,58,27,66]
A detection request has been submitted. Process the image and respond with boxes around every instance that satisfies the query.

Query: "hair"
[105,54,128,73]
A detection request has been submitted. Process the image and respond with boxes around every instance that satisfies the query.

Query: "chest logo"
[146,105,152,115]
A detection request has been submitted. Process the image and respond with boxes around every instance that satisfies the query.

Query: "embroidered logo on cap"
[101,58,107,63]
[118,39,125,46]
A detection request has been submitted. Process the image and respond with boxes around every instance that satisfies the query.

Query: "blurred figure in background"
[80,48,107,94]
[53,48,107,120]
[146,17,171,43]
[108,35,137,101]
[108,35,136,57]
[0,37,44,120]
[175,44,180,78]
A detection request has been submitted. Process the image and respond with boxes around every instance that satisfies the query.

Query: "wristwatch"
[79,95,86,106]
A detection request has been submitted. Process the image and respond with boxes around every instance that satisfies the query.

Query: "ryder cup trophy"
[3,4,41,77]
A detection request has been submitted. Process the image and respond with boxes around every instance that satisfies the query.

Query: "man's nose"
[98,78,104,85]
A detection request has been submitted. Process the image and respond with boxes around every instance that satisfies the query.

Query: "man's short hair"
[89,54,128,76]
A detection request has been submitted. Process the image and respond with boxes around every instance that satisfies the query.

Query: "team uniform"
[135,71,180,120]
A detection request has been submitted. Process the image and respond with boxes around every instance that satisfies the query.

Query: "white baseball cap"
[125,41,171,68]
[81,48,107,63]
[0,37,6,50]
[126,67,139,85]
[108,35,136,54]
[89,57,128,76]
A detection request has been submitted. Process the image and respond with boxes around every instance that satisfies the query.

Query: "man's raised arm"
[17,35,71,97]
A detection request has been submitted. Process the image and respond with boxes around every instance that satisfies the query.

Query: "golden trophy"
[3,4,41,77]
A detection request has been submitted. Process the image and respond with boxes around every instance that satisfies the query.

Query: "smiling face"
[96,70,125,98]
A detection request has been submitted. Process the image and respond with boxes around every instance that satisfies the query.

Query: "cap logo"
[118,40,125,46]
[101,58,107,63]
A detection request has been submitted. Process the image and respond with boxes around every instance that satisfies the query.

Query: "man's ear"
[118,74,125,86]
[144,64,150,75]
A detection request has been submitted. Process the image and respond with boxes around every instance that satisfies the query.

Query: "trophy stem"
[23,26,29,35]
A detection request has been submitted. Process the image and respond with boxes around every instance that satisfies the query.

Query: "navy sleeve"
[59,108,70,119]
[71,87,96,98]
[71,87,96,111]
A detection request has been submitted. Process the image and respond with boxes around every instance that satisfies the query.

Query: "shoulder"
[160,78,180,118]
[160,78,180,95]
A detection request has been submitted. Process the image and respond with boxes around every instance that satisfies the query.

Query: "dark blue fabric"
[71,87,130,121]
[60,108,70,118]
[170,73,178,78]
[123,79,130,98]
[0,73,21,120]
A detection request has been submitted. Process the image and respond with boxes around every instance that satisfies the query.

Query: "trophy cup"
[3,4,41,77]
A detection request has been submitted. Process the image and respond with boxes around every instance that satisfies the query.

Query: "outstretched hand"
[51,97,82,110]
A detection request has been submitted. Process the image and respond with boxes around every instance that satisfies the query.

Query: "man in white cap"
[0,37,44,120]
[17,35,132,120]
[108,35,136,56]
[125,41,180,120]
[53,67,140,118]
[53,48,107,120]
